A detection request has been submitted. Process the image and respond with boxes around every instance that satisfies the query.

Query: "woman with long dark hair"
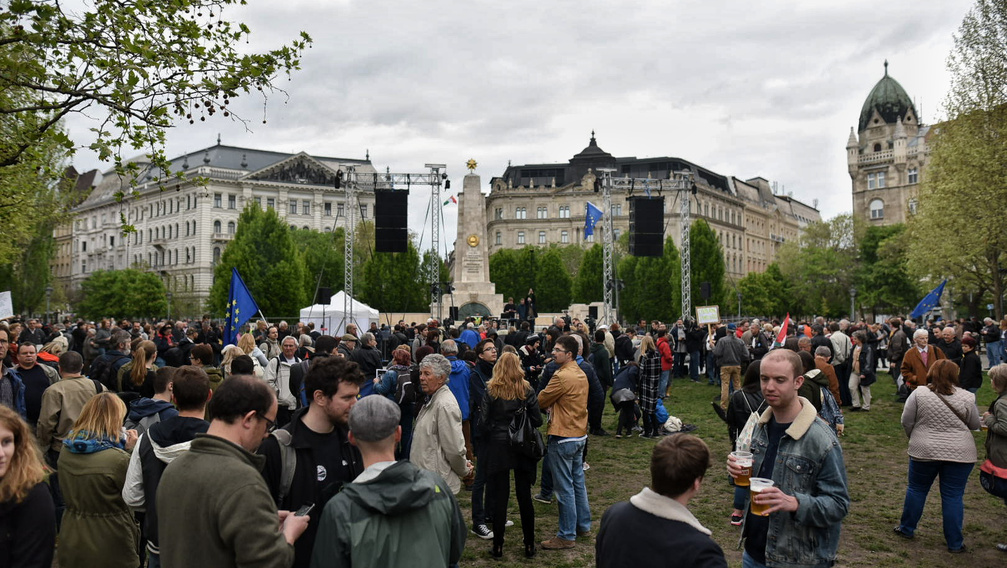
[478,351,542,559]
[637,335,661,439]
[895,360,980,552]
[57,392,139,568]
[0,406,56,568]
[117,340,158,400]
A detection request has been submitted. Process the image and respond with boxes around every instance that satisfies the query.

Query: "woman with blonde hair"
[478,351,542,558]
[222,344,263,379]
[37,335,68,367]
[57,392,139,568]
[117,340,158,400]
[0,406,56,568]
[638,335,662,439]
[238,332,270,368]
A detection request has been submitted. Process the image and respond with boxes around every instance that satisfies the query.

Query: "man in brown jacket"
[538,335,591,550]
[900,329,946,390]
[813,346,842,404]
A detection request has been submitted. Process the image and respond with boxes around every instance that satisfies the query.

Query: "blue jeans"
[733,483,748,511]
[658,369,671,399]
[742,551,769,568]
[706,352,719,384]
[548,436,591,540]
[147,552,161,568]
[988,340,1003,368]
[898,459,973,551]
[689,350,701,381]
[538,446,553,498]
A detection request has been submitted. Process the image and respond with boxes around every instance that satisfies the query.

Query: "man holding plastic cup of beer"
[726,349,850,568]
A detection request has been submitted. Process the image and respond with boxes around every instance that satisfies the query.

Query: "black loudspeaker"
[316,287,332,304]
[449,306,460,320]
[700,281,711,301]
[629,196,665,257]
[375,189,409,253]
[588,305,598,319]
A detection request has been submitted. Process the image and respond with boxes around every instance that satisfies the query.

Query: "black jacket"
[0,482,55,568]
[597,498,727,568]
[477,386,543,475]
[959,350,983,390]
[351,344,382,379]
[614,334,635,363]
[258,407,363,568]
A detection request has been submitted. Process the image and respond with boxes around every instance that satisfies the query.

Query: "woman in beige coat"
[410,354,473,494]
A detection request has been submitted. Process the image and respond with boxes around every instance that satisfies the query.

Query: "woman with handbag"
[980,363,1007,553]
[478,352,543,559]
[895,360,980,553]
[849,331,876,412]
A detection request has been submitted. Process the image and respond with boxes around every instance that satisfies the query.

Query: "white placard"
[695,305,720,325]
[0,291,12,320]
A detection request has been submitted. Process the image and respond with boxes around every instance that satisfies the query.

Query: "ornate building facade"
[848,62,931,225]
[485,135,820,280]
[52,143,376,315]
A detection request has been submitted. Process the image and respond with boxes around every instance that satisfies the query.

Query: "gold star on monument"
[466,159,477,172]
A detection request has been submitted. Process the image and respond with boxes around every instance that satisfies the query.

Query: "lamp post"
[849,287,857,321]
[45,285,53,324]
[167,292,173,320]
[737,291,742,318]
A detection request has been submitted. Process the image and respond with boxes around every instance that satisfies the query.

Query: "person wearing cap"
[311,395,466,568]
[959,335,983,393]
[336,334,357,359]
[713,323,750,410]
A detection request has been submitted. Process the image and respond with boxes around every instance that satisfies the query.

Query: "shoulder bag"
[509,399,545,460]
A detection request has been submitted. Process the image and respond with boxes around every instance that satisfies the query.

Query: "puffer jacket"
[902,386,980,463]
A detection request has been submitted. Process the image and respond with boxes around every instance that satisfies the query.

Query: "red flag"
[775,313,790,347]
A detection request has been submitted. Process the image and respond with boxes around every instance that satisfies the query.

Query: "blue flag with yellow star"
[584,201,603,237]
[224,268,261,346]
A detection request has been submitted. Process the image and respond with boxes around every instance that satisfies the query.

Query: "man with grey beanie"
[310,395,466,568]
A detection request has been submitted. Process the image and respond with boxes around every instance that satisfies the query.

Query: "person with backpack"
[373,345,417,460]
[123,367,179,438]
[257,356,366,568]
[725,361,765,526]
[88,331,132,393]
[122,366,209,568]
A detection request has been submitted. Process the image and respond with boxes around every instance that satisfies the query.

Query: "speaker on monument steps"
[628,196,665,257]
[375,189,409,253]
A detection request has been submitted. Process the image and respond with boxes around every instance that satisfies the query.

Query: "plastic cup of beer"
[749,478,775,516]
[731,451,754,487]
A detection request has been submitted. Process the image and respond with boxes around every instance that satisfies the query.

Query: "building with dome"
[485,134,820,280]
[848,62,931,226]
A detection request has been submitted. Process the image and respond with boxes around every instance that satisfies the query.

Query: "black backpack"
[89,353,130,392]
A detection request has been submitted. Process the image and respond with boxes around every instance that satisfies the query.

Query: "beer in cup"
[749,477,775,516]
[731,450,754,487]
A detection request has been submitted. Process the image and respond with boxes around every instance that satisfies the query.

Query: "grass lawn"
[454,369,1006,567]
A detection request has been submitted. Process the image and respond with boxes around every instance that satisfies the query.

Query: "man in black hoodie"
[124,367,179,437]
[122,365,211,568]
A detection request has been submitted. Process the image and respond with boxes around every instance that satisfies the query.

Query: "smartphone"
[294,503,315,517]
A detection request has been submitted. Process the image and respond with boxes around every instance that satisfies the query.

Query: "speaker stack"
[628,196,665,257]
[374,189,409,253]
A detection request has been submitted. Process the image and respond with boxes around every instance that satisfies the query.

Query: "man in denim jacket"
[728,349,849,568]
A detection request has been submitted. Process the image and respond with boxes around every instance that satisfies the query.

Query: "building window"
[213,247,221,265]
[267,198,275,209]
[214,193,222,208]
[255,197,262,206]
[869,199,884,219]
[228,194,236,209]
[538,231,546,244]
[81,241,86,252]
[495,231,502,245]
[324,202,332,216]
[537,207,548,219]
[359,205,367,218]
[867,173,876,190]
[908,168,918,184]
[515,207,526,219]
[559,206,570,219]
[227,221,236,234]
[585,232,594,242]
[303,200,311,215]
[495,208,503,220]
[82,260,87,273]
[289,200,298,215]
[214,220,222,233]
[908,198,918,215]
[561,230,569,243]
[877,171,885,188]
[337,203,344,217]
[612,204,622,216]
[874,143,882,152]
[517,231,525,244]
[613,229,621,240]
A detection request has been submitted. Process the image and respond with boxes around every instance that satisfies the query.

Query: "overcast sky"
[66,0,974,256]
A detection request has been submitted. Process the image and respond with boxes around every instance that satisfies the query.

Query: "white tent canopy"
[299,291,378,337]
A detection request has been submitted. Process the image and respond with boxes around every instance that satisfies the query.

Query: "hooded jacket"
[122,415,209,555]
[124,397,179,436]
[309,460,466,568]
[445,356,471,421]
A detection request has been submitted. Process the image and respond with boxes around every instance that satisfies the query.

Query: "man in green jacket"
[310,395,466,568]
[157,375,310,568]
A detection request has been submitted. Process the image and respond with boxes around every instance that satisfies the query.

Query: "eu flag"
[224,268,262,346]
[584,201,603,237]
[910,279,948,319]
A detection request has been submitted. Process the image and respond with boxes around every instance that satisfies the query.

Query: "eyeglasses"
[552,348,569,354]
[257,413,277,433]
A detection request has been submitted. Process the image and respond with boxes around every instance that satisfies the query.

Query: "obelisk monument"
[442,160,503,319]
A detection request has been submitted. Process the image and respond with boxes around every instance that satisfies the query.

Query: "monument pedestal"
[443,170,503,320]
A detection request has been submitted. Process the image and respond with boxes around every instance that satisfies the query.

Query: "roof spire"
[884,59,888,76]
[365,148,370,161]
[217,133,221,145]
[590,130,596,143]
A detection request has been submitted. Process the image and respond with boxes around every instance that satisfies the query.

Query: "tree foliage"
[534,248,573,313]
[689,219,728,308]
[208,204,308,317]
[907,0,1007,318]
[76,269,168,320]
[857,224,920,316]
[359,241,427,312]
[618,236,680,323]
[737,263,790,318]
[776,214,861,318]
[573,244,604,304]
[0,0,311,188]
[489,247,535,302]
[292,227,346,299]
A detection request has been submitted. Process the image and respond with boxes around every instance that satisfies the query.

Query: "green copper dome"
[858,62,916,132]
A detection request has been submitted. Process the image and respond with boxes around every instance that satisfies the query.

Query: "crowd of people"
[0,311,1006,567]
